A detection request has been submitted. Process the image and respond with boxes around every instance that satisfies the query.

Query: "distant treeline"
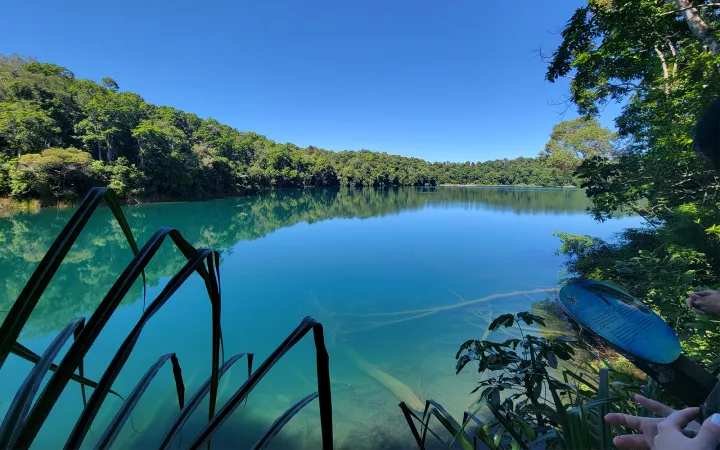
[0,56,576,203]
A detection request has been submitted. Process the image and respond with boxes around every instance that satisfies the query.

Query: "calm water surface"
[0,187,642,449]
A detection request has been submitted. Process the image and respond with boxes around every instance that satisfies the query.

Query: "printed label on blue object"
[559,280,681,364]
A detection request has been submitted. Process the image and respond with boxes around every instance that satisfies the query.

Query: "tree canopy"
[540,117,617,173]
[549,0,720,366]
[0,55,596,202]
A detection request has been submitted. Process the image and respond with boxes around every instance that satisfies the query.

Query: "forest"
[0,56,612,203]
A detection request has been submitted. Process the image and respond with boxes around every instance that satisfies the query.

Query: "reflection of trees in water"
[0,187,590,335]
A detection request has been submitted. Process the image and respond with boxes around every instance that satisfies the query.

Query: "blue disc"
[559,280,681,364]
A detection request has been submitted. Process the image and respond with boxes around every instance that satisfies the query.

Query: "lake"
[0,187,642,449]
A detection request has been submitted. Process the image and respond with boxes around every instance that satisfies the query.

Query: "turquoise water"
[0,187,642,449]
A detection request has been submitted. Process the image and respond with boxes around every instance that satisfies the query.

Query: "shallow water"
[0,187,642,449]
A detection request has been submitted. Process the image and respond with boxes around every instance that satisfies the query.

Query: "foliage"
[548,0,720,370]
[540,118,617,174]
[404,311,655,449]
[455,312,583,449]
[10,147,95,199]
[0,55,589,202]
[0,188,333,448]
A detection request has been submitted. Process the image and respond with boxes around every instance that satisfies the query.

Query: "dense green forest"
[0,56,611,203]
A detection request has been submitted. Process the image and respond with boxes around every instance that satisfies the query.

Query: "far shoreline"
[437,184,580,189]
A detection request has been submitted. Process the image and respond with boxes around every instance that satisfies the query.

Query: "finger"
[658,407,699,431]
[613,434,649,448]
[635,394,675,417]
[695,291,717,297]
[693,414,720,448]
[687,297,697,307]
[605,413,644,430]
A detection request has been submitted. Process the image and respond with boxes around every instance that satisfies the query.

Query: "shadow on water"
[0,187,590,337]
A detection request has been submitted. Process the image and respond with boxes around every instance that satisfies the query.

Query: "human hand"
[651,408,720,450]
[686,290,720,318]
[604,394,700,448]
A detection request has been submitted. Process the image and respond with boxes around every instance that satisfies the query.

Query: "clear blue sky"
[0,0,618,162]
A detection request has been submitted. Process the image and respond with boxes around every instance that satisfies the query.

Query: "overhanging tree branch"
[673,0,720,58]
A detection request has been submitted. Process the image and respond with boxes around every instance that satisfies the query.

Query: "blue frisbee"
[559,280,681,364]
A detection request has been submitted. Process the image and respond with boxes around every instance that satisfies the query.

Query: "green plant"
[0,187,334,448]
[401,311,653,449]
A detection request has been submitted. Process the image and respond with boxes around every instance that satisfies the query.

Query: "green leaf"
[486,403,530,450]
[9,343,123,401]
[489,314,515,331]
[252,392,318,449]
[0,188,142,370]
[14,228,221,449]
[95,353,184,449]
[65,249,219,448]
[0,318,86,448]
[187,317,333,449]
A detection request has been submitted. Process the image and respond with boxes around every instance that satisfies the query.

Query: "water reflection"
[0,187,589,336]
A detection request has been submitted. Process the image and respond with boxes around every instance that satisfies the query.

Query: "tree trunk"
[675,0,720,57]
[136,137,144,169]
[667,40,678,75]
[106,138,112,162]
[97,142,102,161]
[654,47,670,94]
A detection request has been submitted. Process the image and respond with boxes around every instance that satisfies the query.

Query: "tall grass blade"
[74,322,88,409]
[546,373,571,445]
[399,402,450,449]
[14,228,221,448]
[10,342,122,400]
[425,400,474,450]
[398,402,422,447]
[93,353,183,450]
[566,405,589,450]
[486,403,529,450]
[205,252,222,422]
[563,369,599,392]
[159,353,253,449]
[251,392,319,450]
[65,249,214,449]
[0,317,85,448]
[0,188,141,369]
[463,406,497,450]
[187,317,333,450]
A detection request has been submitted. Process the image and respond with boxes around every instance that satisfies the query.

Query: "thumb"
[693,414,720,449]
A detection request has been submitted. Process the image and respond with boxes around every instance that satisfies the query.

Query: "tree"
[0,54,581,201]
[540,117,617,173]
[101,77,119,92]
[546,0,720,150]
[0,101,59,156]
[10,147,94,198]
[76,90,146,162]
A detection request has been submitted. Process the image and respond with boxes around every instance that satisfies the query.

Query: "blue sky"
[0,0,618,162]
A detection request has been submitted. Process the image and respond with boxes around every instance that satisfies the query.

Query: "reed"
[0,188,334,449]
